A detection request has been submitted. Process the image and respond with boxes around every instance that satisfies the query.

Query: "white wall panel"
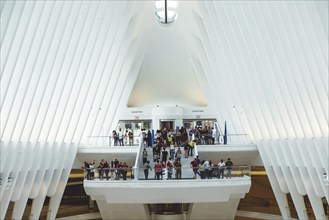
[0,0,26,78]
[0,0,16,47]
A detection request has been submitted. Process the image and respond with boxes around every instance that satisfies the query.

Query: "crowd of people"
[83,126,234,181]
[82,158,131,181]
[143,149,235,180]
[111,125,223,147]
[142,126,221,148]
[141,129,235,180]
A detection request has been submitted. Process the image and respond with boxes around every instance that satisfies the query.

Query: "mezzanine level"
[75,136,260,220]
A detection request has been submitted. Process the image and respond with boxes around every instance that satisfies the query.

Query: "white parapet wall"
[0,141,78,220]
[84,178,251,219]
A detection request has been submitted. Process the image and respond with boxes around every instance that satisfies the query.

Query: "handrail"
[86,134,141,146]
[133,135,144,180]
[82,165,251,181]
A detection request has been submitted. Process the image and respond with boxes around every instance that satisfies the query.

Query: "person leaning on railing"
[89,161,95,180]
[82,161,91,180]
[98,159,105,180]
[110,161,115,180]
[104,161,110,180]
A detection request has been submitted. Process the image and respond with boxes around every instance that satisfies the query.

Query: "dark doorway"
[160,120,174,131]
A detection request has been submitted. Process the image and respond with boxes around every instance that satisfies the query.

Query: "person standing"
[128,131,134,146]
[98,159,105,180]
[82,162,90,180]
[122,162,128,180]
[183,141,189,158]
[188,140,196,156]
[142,129,147,146]
[118,128,124,146]
[89,161,95,180]
[144,160,152,180]
[203,160,209,179]
[208,160,214,179]
[225,158,233,179]
[174,159,182,179]
[190,158,199,179]
[188,128,193,142]
[154,160,162,180]
[117,161,123,180]
[161,147,168,163]
[104,161,110,180]
[113,130,119,146]
[175,147,182,160]
[110,161,115,180]
[142,148,148,164]
[218,159,225,179]
[147,130,153,148]
[167,160,173,179]
[169,142,175,160]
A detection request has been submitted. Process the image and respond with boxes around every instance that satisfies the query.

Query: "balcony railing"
[84,135,141,147]
[82,165,250,181]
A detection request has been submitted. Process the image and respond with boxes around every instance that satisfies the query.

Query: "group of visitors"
[142,135,186,180]
[144,158,183,180]
[141,132,235,180]
[150,127,189,148]
[142,125,222,149]
[82,158,131,181]
[190,156,214,179]
[112,128,134,146]
[189,126,219,145]
[190,157,234,179]
[111,123,224,148]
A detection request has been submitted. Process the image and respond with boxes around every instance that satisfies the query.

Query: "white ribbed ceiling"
[1,0,328,145]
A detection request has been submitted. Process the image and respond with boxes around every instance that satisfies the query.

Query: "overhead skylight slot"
[155,0,178,24]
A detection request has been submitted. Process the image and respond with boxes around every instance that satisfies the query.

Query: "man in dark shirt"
[144,160,152,180]
[225,158,233,179]
[190,159,199,179]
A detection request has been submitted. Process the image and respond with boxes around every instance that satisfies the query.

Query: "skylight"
[155,0,178,24]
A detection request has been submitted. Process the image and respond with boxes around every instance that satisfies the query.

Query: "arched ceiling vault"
[1,0,327,145]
